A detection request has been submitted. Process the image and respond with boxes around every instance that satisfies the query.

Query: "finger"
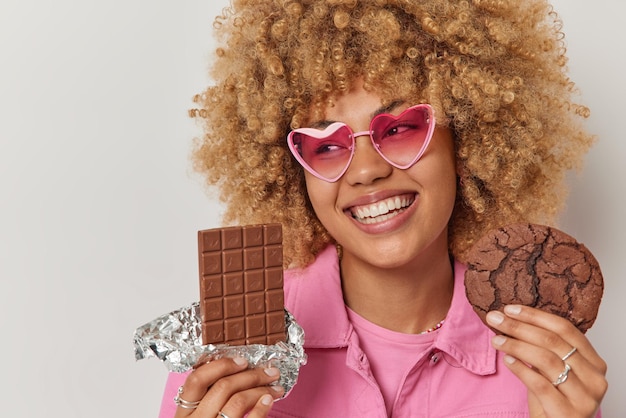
[500,305,606,373]
[173,385,201,418]
[486,310,573,362]
[487,310,606,392]
[174,358,250,417]
[500,305,608,398]
[488,311,607,400]
[246,394,276,418]
[198,367,283,416]
[180,357,250,407]
[501,354,569,411]
[492,334,586,400]
[502,354,602,417]
[221,385,285,418]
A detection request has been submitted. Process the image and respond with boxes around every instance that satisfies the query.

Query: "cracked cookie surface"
[464,223,603,334]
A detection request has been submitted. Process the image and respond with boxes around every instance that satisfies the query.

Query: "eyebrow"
[309,99,405,129]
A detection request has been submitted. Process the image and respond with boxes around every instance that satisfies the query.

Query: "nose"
[343,134,393,185]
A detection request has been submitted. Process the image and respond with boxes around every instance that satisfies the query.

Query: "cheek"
[411,135,458,206]
[440,150,458,191]
[431,130,457,189]
[436,152,458,206]
[304,174,339,217]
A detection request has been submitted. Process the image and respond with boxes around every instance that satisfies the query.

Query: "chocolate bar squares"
[198,224,286,346]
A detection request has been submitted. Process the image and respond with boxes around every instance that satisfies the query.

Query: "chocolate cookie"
[464,223,603,333]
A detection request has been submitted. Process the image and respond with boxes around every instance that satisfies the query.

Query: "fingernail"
[492,335,507,346]
[264,367,280,377]
[270,385,285,393]
[260,394,273,406]
[504,305,522,315]
[486,311,504,326]
[233,357,247,366]
[504,355,516,365]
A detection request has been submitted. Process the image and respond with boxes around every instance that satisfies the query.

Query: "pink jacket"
[270,245,527,417]
[159,245,601,417]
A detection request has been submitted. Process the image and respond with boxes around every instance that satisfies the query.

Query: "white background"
[0,1,623,416]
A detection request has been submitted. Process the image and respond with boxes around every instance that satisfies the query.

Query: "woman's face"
[304,82,457,270]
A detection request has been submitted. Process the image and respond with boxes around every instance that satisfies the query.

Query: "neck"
[340,244,454,334]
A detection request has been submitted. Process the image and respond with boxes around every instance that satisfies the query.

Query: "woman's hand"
[173,357,285,418]
[486,305,607,418]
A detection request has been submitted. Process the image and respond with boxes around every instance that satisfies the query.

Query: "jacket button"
[429,350,441,365]
[357,353,366,370]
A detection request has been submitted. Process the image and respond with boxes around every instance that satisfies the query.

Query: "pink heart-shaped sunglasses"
[287,104,436,182]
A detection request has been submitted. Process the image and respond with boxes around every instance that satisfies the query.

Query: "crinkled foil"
[133,303,306,395]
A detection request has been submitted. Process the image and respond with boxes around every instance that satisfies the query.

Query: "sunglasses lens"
[288,105,434,181]
[370,106,432,167]
[290,124,353,181]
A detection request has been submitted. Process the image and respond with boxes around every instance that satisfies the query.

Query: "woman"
[160,0,607,416]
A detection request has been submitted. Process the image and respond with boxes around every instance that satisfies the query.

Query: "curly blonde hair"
[190,0,593,268]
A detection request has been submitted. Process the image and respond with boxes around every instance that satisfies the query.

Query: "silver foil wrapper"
[133,302,306,395]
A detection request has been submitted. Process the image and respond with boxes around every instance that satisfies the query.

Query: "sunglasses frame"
[286,104,436,182]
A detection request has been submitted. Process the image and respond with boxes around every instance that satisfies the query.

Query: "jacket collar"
[433,259,497,375]
[284,245,497,376]
[285,245,352,348]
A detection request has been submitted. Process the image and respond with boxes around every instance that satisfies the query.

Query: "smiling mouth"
[348,194,416,225]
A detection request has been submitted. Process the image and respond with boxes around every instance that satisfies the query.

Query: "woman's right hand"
[173,357,285,418]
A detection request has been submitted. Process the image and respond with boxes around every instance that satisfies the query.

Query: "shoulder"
[284,244,339,296]
[282,245,350,345]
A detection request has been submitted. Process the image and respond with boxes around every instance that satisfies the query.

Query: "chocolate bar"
[198,224,286,346]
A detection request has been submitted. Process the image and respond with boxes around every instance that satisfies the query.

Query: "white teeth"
[358,212,396,224]
[378,201,388,215]
[351,195,414,224]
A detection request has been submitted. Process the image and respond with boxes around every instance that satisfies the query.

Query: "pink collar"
[284,245,497,376]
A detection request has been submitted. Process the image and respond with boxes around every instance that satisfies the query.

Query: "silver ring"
[552,363,572,386]
[561,347,577,361]
[174,385,201,409]
[217,412,231,418]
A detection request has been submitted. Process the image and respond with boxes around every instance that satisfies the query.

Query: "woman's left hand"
[486,305,607,418]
